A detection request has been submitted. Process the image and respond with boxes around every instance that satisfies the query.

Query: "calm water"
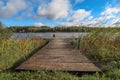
[12,32,87,38]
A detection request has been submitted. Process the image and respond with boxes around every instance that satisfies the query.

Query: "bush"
[0,22,12,40]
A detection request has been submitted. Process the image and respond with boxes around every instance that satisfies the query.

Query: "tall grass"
[0,36,111,80]
[0,36,110,80]
[73,28,120,79]
[0,26,120,79]
[0,37,45,71]
[79,28,120,61]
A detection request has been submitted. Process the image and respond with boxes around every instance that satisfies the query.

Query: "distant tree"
[0,22,12,39]
[0,22,2,28]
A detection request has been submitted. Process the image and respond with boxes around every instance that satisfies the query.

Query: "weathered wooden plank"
[16,38,101,72]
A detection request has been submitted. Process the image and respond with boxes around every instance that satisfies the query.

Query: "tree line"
[9,26,120,33]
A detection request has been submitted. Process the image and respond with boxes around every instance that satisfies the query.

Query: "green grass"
[0,36,110,80]
[73,28,120,79]
[79,28,120,62]
[0,37,45,71]
[0,27,120,80]
[0,71,112,80]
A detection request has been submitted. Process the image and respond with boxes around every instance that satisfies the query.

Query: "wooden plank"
[16,38,101,72]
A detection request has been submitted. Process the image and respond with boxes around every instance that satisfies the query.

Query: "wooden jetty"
[16,38,101,72]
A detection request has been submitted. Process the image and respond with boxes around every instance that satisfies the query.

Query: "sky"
[0,0,120,27]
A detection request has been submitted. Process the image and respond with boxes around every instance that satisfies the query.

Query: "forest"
[9,26,120,33]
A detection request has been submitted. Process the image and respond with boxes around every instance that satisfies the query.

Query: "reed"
[0,27,120,79]
[79,28,120,61]
[0,37,45,71]
[73,28,120,79]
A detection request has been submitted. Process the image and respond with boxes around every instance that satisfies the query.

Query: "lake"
[12,32,87,38]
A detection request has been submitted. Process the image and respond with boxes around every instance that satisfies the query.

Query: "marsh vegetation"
[0,23,120,79]
[73,28,120,79]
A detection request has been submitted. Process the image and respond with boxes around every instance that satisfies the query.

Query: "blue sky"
[0,0,120,27]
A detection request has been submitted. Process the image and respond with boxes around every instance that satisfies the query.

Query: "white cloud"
[34,22,45,27]
[101,7,120,15]
[90,21,103,27]
[112,19,120,27]
[15,7,34,20]
[83,20,104,27]
[59,22,80,27]
[90,4,120,27]
[70,9,91,22]
[97,15,115,22]
[37,0,70,20]
[58,9,92,27]
[0,0,27,18]
[100,5,120,22]
[85,16,93,21]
